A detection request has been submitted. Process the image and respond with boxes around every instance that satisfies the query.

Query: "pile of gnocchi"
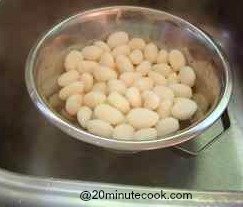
[56,31,198,140]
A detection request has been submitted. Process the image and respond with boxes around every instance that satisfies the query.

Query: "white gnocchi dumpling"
[77,106,92,128]
[128,38,146,50]
[107,31,129,48]
[168,49,186,71]
[82,45,103,61]
[56,31,203,140]
[156,117,179,136]
[134,77,154,91]
[144,43,158,63]
[143,91,160,110]
[171,98,198,120]
[178,66,196,87]
[112,45,130,57]
[113,124,135,140]
[129,49,143,65]
[125,87,142,108]
[148,71,167,86]
[78,60,99,74]
[80,73,94,92]
[59,81,84,100]
[169,83,192,98]
[83,91,106,109]
[107,79,126,95]
[127,108,159,129]
[136,61,151,76]
[116,55,134,73]
[134,128,157,140]
[94,41,111,52]
[92,82,107,95]
[87,119,113,137]
[94,104,124,125]
[64,50,83,71]
[93,65,117,81]
[167,72,179,84]
[60,108,76,122]
[156,49,168,64]
[120,72,141,87]
[152,63,172,78]
[157,99,173,118]
[153,86,174,101]
[107,92,130,114]
[57,70,79,87]
[99,52,115,68]
[65,94,83,116]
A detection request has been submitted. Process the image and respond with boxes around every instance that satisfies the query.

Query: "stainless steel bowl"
[25,6,232,151]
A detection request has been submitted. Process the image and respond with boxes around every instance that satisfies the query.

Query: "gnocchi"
[87,119,113,137]
[77,106,92,128]
[169,83,192,98]
[152,63,172,78]
[92,82,107,95]
[55,31,201,141]
[116,55,134,73]
[78,60,99,74]
[57,70,79,87]
[80,73,94,92]
[93,65,117,81]
[94,41,111,52]
[107,92,130,114]
[156,49,168,64]
[167,72,179,84]
[120,72,141,87]
[153,86,174,101]
[148,71,167,86]
[65,94,82,116]
[64,50,83,71]
[83,91,106,109]
[134,128,157,140]
[94,104,125,125]
[171,98,198,120]
[144,43,158,63]
[128,38,146,50]
[179,66,196,87]
[59,81,84,100]
[82,45,103,61]
[107,79,126,95]
[129,49,143,65]
[134,77,154,91]
[107,31,129,48]
[99,52,115,68]
[127,108,159,129]
[157,99,173,119]
[112,45,130,57]
[125,87,142,108]
[143,91,160,110]
[156,117,179,136]
[136,61,151,76]
[169,49,186,71]
[113,124,135,140]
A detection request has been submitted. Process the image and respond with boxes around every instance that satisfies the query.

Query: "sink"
[0,0,242,206]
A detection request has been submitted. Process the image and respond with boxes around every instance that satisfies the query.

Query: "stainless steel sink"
[0,0,242,206]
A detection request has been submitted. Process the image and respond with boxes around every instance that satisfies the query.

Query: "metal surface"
[25,6,232,151]
[174,110,230,155]
[0,0,242,206]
